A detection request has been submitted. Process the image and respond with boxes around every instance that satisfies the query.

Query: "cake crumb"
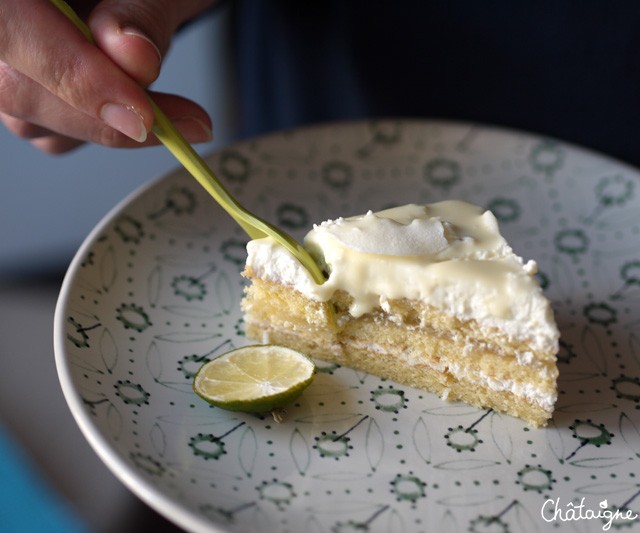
[524,260,538,275]
[271,408,287,423]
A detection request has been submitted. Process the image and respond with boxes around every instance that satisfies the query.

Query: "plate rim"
[53,171,227,533]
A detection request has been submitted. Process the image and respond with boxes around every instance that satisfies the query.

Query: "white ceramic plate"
[55,120,640,532]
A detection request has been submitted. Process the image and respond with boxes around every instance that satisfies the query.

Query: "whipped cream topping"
[245,200,559,353]
[320,205,453,256]
[318,202,503,259]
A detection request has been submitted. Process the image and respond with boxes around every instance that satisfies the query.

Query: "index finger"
[0,0,153,142]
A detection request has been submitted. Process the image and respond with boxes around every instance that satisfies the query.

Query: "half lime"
[193,345,316,413]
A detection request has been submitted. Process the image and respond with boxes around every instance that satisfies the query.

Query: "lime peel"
[193,345,316,414]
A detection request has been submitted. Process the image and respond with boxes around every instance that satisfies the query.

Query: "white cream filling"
[343,338,556,411]
[446,361,557,411]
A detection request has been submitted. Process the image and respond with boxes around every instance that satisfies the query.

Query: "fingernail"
[100,103,147,143]
[172,116,213,143]
[121,26,162,66]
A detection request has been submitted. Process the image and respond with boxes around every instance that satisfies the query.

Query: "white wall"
[0,5,237,277]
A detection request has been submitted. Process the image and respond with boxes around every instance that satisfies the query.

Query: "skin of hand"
[0,0,217,154]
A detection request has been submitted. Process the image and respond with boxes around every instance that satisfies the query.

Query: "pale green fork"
[49,0,326,285]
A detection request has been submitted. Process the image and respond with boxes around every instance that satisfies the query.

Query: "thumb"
[88,0,218,86]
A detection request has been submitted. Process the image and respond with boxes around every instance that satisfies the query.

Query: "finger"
[0,0,153,142]
[0,112,55,139]
[0,61,212,150]
[89,0,217,86]
[31,134,86,155]
[88,4,162,86]
[0,111,84,153]
[0,62,145,147]
[147,90,214,143]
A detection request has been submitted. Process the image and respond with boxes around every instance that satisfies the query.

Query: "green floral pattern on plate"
[55,120,640,532]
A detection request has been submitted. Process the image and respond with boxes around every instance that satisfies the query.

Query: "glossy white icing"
[245,201,559,354]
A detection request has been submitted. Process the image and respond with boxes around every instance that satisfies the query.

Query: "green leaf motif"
[490,411,513,463]
[106,402,122,441]
[147,265,163,307]
[433,459,501,471]
[411,416,431,465]
[556,402,616,414]
[575,481,638,496]
[100,245,117,291]
[238,426,257,477]
[294,412,363,425]
[290,428,311,475]
[154,331,222,343]
[214,271,235,315]
[150,422,167,457]
[162,305,221,319]
[569,457,629,468]
[145,341,163,381]
[155,413,231,427]
[311,472,371,482]
[99,328,118,374]
[619,412,640,458]
[545,422,566,463]
[581,325,609,375]
[421,404,481,417]
[365,417,384,472]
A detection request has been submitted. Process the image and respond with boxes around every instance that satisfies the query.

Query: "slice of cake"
[241,200,559,427]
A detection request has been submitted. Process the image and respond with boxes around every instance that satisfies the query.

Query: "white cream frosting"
[245,200,559,354]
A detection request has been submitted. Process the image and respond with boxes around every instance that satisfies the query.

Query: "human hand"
[0,0,216,154]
